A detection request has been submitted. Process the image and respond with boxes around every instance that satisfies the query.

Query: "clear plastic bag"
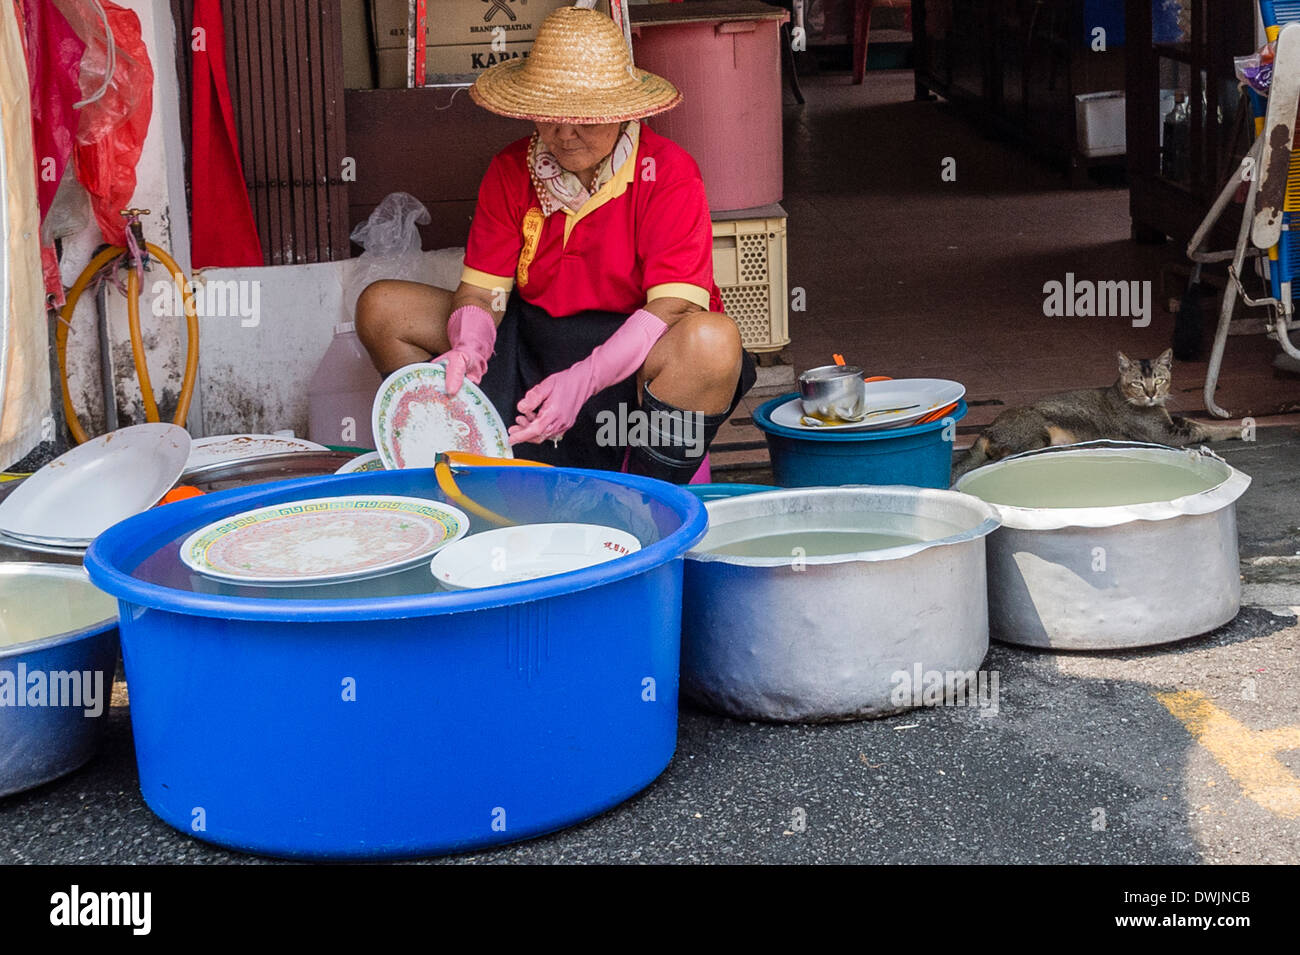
[1235,42,1276,95]
[39,166,91,245]
[343,192,433,321]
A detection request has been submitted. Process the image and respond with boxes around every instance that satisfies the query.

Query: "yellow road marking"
[1157,690,1300,819]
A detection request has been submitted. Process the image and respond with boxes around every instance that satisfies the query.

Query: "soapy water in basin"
[125,481,670,601]
[699,511,963,559]
[959,453,1220,508]
[0,572,118,649]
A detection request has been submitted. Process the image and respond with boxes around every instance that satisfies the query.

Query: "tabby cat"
[951,350,1239,481]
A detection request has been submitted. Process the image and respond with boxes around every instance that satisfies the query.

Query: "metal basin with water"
[682,487,1000,722]
[83,467,706,860]
[0,564,120,796]
[953,441,1251,650]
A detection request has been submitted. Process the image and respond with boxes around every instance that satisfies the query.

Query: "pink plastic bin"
[632,15,785,212]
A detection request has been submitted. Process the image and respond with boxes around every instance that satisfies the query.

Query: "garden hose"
[56,243,199,444]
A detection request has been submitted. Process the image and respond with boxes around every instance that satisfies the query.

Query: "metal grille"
[169,0,351,265]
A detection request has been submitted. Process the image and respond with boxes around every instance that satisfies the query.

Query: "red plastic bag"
[52,0,153,248]
[17,0,84,220]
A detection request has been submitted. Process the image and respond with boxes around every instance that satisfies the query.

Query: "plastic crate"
[712,215,789,353]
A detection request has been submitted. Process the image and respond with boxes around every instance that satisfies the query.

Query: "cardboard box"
[341,0,375,89]
[371,0,409,50]
[371,0,607,50]
[376,41,533,87]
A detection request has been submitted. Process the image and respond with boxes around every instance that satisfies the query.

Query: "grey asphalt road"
[2,433,1298,865]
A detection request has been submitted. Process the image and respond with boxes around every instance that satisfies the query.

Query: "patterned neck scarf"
[528,121,640,216]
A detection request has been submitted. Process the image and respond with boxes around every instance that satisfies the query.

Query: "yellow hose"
[124,264,158,423]
[57,243,199,444]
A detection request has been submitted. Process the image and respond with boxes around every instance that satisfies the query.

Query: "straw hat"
[470,7,682,124]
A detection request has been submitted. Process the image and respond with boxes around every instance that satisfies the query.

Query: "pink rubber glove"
[432,305,497,395]
[510,308,669,445]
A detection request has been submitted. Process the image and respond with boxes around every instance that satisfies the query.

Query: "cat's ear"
[1116,351,1133,372]
[1155,348,1173,368]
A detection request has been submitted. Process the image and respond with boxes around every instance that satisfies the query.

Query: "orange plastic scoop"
[434,451,551,526]
[915,402,959,425]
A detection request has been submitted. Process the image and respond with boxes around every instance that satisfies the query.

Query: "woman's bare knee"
[354,280,454,374]
[642,312,743,413]
[354,281,398,347]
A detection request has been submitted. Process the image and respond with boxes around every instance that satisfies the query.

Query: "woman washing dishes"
[356,6,755,483]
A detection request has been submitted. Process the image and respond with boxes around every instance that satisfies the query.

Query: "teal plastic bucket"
[684,483,776,502]
[753,396,966,489]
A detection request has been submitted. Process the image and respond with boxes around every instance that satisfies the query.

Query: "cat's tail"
[949,435,990,484]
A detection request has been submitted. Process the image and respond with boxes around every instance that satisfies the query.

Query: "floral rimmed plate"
[334,451,385,474]
[179,495,469,586]
[372,363,512,470]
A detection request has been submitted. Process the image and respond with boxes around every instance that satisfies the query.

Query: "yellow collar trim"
[561,132,640,247]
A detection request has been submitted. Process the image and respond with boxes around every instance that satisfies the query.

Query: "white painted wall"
[197,248,463,438]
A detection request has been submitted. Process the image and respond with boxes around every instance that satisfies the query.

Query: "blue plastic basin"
[753,396,967,489]
[84,467,706,860]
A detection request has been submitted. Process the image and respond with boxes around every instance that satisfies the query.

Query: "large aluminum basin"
[954,442,1251,650]
[0,564,119,796]
[682,487,999,722]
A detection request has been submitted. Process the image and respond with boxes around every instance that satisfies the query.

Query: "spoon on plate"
[799,404,920,428]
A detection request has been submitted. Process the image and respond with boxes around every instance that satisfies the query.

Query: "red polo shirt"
[460,125,723,316]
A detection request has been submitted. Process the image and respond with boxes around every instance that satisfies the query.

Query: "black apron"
[478,293,756,472]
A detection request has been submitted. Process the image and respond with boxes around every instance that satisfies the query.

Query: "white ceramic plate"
[0,424,191,543]
[0,530,87,557]
[180,495,469,586]
[2,529,94,548]
[770,378,966,432]
[333,451,385,474]
[185,434,328,472]
[430,522,641,590]
[372,363,512,470]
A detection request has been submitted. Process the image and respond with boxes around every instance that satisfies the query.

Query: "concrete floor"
[714,72,1300,472]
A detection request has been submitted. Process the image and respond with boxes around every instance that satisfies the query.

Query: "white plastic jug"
[307,323,382,448]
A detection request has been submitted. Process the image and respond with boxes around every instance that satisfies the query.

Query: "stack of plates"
[0,424,191,552]
[769,378,966,432]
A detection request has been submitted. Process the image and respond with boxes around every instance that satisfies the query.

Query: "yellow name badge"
[517,206,545,287]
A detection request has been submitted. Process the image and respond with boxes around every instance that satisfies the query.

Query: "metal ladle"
[799,404,920,428]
